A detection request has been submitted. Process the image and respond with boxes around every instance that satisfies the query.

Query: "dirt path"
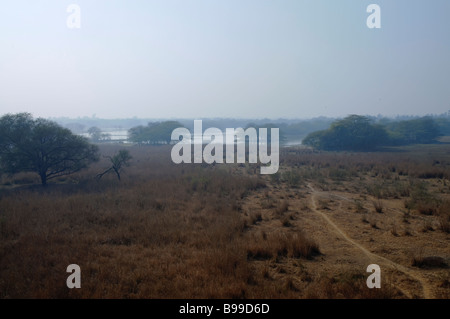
[307,184,434,299]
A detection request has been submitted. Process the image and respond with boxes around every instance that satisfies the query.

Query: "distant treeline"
[55,114,450,147]
[125,119,334,145]
[128,121,182,144]
[303,115,450,151]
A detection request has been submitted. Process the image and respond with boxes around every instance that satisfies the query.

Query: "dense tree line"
[385,117,440,145]
[128,121,184,144]
[129,121,289,145]
[303,115,442,151]
[55,115,450,146]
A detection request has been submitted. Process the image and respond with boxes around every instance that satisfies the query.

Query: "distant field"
[0,143,449,298]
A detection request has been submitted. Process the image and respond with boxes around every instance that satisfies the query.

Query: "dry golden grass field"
[0,143,449,298]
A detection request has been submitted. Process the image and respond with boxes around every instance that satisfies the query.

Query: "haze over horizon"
[1,0,449,120]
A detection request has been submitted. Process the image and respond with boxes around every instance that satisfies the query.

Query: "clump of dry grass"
[281,213,295,227]
[368,216,379,229]
[246,231,320,261]
[416,202,437,216]
[438,215,450,233]
[420,220,434,233]
[304,272,402,299]
[354,200,366,214]
[247,212,262,225]
[361,213,369,224]
[318,199,330,210]
[402,210,411,224]
[391,224,399,236]
[373,200,384,214]
[437,201,450,233]
[403,227,413,236]
[275,200,289,215]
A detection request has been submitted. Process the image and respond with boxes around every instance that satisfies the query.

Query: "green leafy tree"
[303,115,389,151]
[302,130,328,149]
[0,113,99,186]
[386,117,440,145]
[128,121,183,144]
[434,117,450,136]
[128,125,147,143]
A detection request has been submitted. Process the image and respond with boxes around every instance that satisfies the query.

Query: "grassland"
[0,144,449,298]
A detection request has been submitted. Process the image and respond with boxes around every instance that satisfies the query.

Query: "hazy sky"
[1,0,449,119]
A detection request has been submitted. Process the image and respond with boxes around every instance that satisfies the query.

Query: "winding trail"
[307,184,434,299]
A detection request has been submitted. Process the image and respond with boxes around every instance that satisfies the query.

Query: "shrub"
[412,256,447,269]
[283,170,301,187]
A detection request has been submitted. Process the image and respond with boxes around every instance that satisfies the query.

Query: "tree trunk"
[114,168,121,181]
[40,172,47,186]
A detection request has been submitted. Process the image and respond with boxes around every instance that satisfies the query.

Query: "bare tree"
[96,149,132,181]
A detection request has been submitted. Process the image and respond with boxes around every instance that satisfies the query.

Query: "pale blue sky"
[0,0,449,119]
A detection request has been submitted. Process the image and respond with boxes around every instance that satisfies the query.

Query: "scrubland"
[0,144,448,298]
